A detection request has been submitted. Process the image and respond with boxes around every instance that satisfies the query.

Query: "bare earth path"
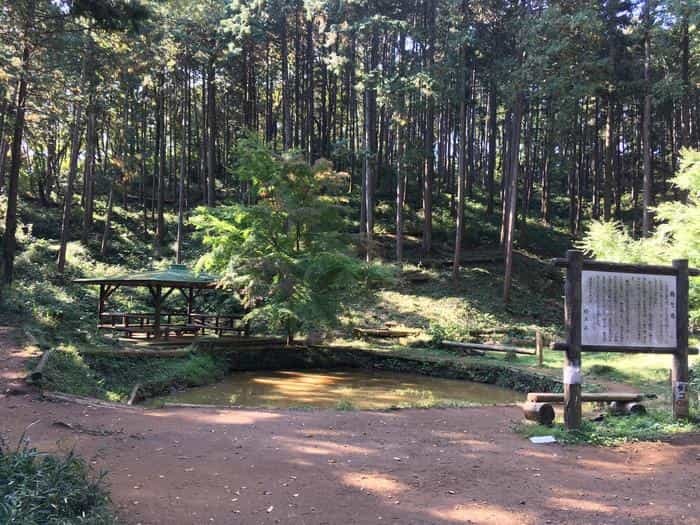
[2,328,699,525]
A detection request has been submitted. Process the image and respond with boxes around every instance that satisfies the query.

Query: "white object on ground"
[529,435,557,444]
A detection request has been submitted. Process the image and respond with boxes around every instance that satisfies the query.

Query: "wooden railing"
[98,312,249,338]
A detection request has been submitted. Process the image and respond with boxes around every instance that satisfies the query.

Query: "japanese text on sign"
[581,270,677,348]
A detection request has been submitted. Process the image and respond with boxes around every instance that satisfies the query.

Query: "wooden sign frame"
[554,250,697,429]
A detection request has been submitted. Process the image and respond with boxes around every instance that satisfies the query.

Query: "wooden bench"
[99,324,201,339]
[523,392,647,425]
[527,392,643,403]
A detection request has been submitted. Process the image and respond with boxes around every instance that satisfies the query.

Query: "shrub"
[0,440,114,524]
[580,149,700,327]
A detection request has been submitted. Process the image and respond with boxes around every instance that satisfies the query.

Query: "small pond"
[151,368,523,409]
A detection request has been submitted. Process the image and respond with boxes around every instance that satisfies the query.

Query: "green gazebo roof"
[74,264,218,289]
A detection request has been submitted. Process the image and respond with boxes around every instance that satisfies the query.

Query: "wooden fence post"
[672,259,689,419]
[564,250,583,429]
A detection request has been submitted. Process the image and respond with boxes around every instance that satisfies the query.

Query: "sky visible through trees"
[0,0,698,299]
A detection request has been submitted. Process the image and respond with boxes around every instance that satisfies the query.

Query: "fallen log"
[438,341,485,356]
[442,340,535,356]
[42,391,142,409]
[609,401,647,415]
[467,327,529,336]
[522,402,555,426]
[527,392,643,403]
[26,348,54,383]
[127,383,142,406]
[353,328,420,338]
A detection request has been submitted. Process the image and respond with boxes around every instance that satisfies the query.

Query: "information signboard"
[581,270,676,348]
[553,251,693,429]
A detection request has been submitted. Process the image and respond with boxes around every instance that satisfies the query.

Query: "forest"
[0,0,697,303]
[2,2,700,523]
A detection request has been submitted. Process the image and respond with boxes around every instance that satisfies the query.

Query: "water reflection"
[152,369,522,409]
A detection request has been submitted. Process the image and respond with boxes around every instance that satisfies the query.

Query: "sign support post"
[564,250,583,429]
[672,259,689,419]
[555,253,695,427]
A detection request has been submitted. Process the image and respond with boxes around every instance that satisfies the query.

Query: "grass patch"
[38,346,105,398]
[87,352,227,400]
[39,348,228,402]
[0,440,114,524]
[517,410,700,446]
[334,399,356,411]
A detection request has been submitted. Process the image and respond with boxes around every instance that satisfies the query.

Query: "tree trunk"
[363,30,378,262]
[176,83,187,263]
[100,176,116,256]
[453,43,468,280]
[2,40,30,285]
[80,95,97,244]
[57,105,83,273]
[503,92,524,304]
[0,99,8,191]
[206,60,216,206]
[422,0,436,256]
[281,15,292,151]
[679,3,690,147]
[305,18,314,161]
[604,95,615,221]
[641,1,653,236]
[486,84,497,215]
[155,73,166,252]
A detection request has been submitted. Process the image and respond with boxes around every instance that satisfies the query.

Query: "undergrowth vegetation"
[518,409,700,446]
[38,347,228,402]
[0,439,114,524]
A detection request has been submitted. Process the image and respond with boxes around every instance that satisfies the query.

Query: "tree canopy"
[0,0,698,300]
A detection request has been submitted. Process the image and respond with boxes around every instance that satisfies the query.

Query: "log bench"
[527,392,643,403]
[523,392,647,425]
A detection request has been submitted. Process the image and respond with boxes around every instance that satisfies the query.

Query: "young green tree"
[191,135,392,342]
[580,149,700,324]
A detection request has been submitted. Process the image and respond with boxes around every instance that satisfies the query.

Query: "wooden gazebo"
[74,264,248,339]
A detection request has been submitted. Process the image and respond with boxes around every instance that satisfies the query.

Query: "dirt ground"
[2,328,700,525]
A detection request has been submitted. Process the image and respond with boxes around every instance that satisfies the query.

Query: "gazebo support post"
[152,285,162,338]
[186,287,194,324]
[98,284,105,323]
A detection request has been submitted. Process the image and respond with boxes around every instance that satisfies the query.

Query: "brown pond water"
[152,369,523,409]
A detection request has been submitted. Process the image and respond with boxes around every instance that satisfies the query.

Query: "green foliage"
[0,441,114,524]
[87,352,226,399]
[193,136,395,338]
[39,349,227,401]
[519,410,699,446]
[40,347,106,398]
[580,150,700,326]
[334,399,355,411]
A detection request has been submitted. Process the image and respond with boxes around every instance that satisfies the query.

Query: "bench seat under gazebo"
[74,264,249,339]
